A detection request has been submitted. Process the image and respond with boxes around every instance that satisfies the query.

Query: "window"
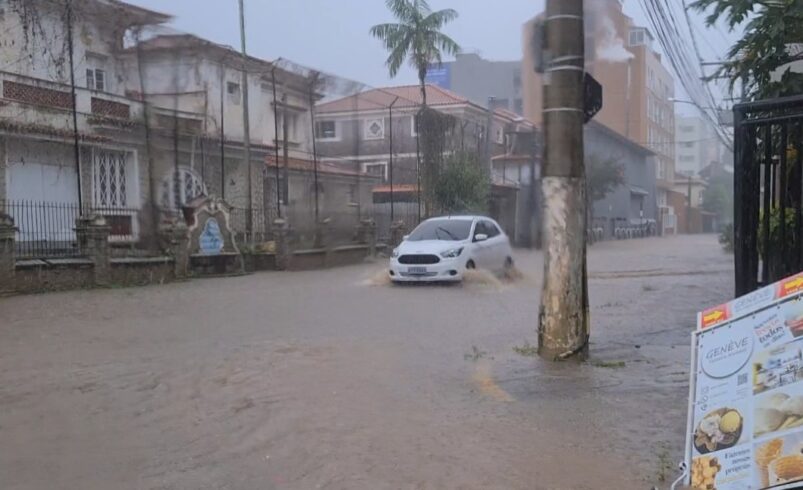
[483,220,501,238]
[680,155,695,162]
[681,125,695,133]
[86,68,105,92]
[279,111,300,142]
[227,82,241,104]
[347,184,358,205]
[495,126,505,144]
[683,142,695,148]
[408,219,473,241]
[514,98,523,115]
[363,162,387,181]
[629,28,645,46]
[93,149,130,208]
[411,115,419,137]
[315,120,337,140]
[364,118,385,140]
[160,167,207,209]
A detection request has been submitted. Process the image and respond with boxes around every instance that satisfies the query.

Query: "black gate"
[734,95,803,295]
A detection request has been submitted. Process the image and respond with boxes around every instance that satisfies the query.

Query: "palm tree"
[370,0,460,106]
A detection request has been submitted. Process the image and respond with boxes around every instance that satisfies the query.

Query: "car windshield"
[407,219,473,241]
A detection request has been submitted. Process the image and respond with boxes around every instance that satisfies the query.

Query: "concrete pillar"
[161,221,190,279]
[363,219,377,258]
[0,213,16,293]
[76,215,111,287]
[316,218,333,267]
[390,220,407,248]
[273,218,291,271]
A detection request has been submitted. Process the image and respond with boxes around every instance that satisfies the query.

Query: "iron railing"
[734,95,803,295]
[1,200,141,258]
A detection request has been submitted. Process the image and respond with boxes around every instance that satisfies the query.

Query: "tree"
[586,154,625,205]
[370,0,460,106]
[702,174,733,224]
[433,152,489,214]
[691,0,803,100]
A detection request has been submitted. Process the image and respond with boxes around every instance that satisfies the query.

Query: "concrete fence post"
[76,214,111,287]
[0,213,16,293]
[317,218,333,267]
[160,221,190,279]
[365,219,377,258]
[273,218,291,270]
[389,220,407,248]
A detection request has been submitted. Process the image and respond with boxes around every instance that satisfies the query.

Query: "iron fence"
[1,200,142,258]
[734,95,803,295]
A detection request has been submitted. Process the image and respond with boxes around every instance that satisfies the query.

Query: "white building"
[674,115,724,176]
[0,0,318,250]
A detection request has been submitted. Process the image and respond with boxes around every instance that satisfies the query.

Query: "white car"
[389,215,513,282]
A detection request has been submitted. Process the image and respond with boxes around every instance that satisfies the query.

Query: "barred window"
[93,149,129,208]
[160,167,207,209]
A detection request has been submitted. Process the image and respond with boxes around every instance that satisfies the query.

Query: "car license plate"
[408,266,427,274]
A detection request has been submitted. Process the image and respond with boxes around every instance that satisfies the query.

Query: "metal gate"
[734,95,803,295]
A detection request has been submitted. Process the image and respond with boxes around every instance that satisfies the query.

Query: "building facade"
[424,53,525,115]
[315,84,539,242]
[522,0,678,230]
[675,115,727,176]
[585,120,658,239]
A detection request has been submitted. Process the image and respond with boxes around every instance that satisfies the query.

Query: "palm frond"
[422,8,459,30]
[432,32,461,57]
[384,0,418,24]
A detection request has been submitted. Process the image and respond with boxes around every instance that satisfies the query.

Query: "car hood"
[396,240,468,255]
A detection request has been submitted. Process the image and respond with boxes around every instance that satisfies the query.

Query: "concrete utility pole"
[538,0,589,361]
[238,0,253,233]
[65,0,82,209]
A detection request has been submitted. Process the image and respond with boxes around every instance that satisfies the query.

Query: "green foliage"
[433,151,489,214]
[418,108,458,215]
[586,154,624,204]
[703,174,734,223]
[370,0,461,104]
[690,0,803,100]
[719,223,734,253]
[758,207,798,258]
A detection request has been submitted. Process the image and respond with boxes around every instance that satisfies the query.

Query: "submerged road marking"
[472,360,515,402]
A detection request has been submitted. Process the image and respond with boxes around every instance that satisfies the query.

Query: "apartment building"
[522,0,679,232]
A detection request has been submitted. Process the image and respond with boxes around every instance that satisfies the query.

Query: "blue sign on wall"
[199,217,224,256]
[425,64,451,89]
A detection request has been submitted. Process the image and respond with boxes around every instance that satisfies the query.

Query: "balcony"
[0,70,144,138]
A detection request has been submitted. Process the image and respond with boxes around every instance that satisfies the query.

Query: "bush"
[433,152,489,214]
[719,223,734,253]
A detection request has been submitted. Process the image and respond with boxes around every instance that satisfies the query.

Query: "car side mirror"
[474,233,488,242]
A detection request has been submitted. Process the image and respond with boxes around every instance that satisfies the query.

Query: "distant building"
[522,0,678,232]
[315,84,539,244]
[675,115,721,176]
[425,53,524,115]
[585,121,658,239]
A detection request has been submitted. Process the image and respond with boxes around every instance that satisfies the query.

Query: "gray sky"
[127,0,738,111]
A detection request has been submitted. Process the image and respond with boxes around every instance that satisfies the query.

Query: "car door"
[470,220,491,267]
[482,220,505,270]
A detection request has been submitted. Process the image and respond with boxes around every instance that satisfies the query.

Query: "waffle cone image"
[756,439,783,487]
[770,454,803,485]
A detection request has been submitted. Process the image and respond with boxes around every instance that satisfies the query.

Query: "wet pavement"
[0,234,732,490]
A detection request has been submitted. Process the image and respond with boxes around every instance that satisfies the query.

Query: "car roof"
[425,215,487,221]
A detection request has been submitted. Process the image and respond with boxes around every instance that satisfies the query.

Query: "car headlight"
[391,249,400,258]
[440,247,463,258]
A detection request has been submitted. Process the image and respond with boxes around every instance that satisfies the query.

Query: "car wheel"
[466,260,476,270]
[504,257,514,270]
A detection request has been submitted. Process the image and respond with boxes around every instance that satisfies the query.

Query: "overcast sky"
[127,0,739,110]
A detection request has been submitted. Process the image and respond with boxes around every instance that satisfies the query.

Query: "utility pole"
[238,0,253,233]
[389,96,399,223]
[271,64,282,218]
[282,94,289,210]
[65,0,82,209]
[485,96,496,174]
[538,0,589,361]
[686,172,693,233]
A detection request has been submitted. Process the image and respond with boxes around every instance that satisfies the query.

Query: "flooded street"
[0,235,732,490]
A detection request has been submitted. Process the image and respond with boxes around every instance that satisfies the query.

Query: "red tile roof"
[372,184,420,193]
[316,84,472,114]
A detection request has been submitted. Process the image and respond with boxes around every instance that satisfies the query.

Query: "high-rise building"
[425,53,524,115]
[522,0,678,221]
[675,115,721,176]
